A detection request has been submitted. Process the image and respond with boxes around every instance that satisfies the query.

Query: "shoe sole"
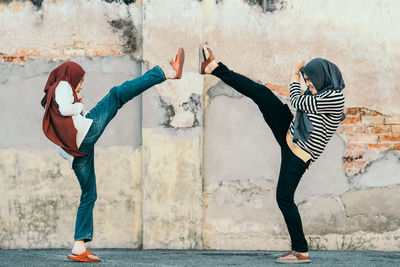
[276,259,310,264]
[199,40,208,74]
[176,47,185,79]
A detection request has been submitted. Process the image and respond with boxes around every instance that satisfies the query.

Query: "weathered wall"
[1,0,399,251]
[0,0,144,249]
[201,0,400,251]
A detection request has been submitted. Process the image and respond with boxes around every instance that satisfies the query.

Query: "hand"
[293,60,305,73]
[76,93,83,103]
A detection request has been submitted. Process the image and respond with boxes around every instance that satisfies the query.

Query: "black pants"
[212,63,309,252]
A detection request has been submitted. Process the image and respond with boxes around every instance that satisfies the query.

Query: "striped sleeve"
[290,82,344,114]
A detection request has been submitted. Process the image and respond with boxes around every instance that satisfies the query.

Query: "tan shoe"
[276,250,310,264]
[199,41,215,74]
[170,47,185,79]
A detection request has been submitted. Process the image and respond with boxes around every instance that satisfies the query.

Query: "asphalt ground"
[0,249,399,267]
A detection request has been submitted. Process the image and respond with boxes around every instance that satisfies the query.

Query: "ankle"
[162,65,176,79]
[205,60,218,74]
[72,240,86,255]
[296,251,309,256]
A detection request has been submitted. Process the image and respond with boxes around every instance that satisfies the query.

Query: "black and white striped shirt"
[289,81,345,162]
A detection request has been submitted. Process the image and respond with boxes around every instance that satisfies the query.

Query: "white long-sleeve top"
[54,81,93,168]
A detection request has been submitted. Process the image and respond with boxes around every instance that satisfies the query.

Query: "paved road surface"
[0,249,399,266]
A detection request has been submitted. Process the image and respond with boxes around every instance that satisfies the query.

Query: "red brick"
[342,117,360,124]
[379,134,400,142]
[359,108,369,116]
[385,115,400,125]
[343,160,366,170]
[391,143,400,150]
[346,134,378,143]
[367,143,391,150]
[392,125,400,133]
[15,48,37,57]
[4,56,26,63]
[345,108,359,116]
[372,111,383,116]
[347,144,367,150]
[343,125,366,133]
[336,125,344,133]
[367,125,391,133]
[344,150,364,159]
[361,116,384,125]
[359,108,382,116]
[73,41,84,47]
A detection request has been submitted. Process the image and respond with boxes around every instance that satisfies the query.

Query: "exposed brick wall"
[267,84,400,177]
[337,108,400,176]
[0,44,122,64]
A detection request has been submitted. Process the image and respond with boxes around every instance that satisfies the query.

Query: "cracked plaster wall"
[1,0,400,250]
[141,0,204,249]
[0,0,144,249]
[203,0,400,250]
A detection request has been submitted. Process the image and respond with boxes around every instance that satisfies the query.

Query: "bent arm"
[55,81,84,116]
[289,76,344,114]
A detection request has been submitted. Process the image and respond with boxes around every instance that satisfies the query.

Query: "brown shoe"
[199,41,215,74]
[276,250,310,264]
[170,47,185,79]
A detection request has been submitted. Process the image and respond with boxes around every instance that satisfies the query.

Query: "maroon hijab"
[41,61,86,157]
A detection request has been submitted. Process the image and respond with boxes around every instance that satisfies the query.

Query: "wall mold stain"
[30,0,42,9]
[108,18,139,54]
[159,96,176,128]
[0,0,43,10]
[182,93,201,127]
[103,0,136,5]
[245,0,287,12]
[216,0,287,13]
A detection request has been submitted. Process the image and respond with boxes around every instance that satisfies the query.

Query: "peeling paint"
[0,0,43,10]
[158,97,176,128]
[108,18,139,54]
[215,0,287,13]
[244,0,287,13]
[30,0,42,9]
[207,81,244,100]
[103,0,136,5]
[182,93,201,127]
[348,151,400,189]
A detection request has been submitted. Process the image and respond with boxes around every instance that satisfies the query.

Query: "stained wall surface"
[0,0,399,250]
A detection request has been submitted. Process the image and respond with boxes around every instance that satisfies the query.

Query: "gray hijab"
[292,58,345,142]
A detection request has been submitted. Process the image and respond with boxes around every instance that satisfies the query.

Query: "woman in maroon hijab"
[41,48,185,262]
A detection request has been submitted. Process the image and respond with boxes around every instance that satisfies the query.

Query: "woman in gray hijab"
[200,44,345,264]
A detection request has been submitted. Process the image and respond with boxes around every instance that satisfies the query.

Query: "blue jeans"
[72,66,166,242]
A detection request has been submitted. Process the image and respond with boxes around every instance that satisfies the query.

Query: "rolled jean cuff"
[154,65,167,82]
[74,235,92,243]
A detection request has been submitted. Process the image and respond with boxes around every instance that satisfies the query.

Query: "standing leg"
[69,66,165,254]
[72,149,97,243]
[276,144,309,253]
[68,49,184,262]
